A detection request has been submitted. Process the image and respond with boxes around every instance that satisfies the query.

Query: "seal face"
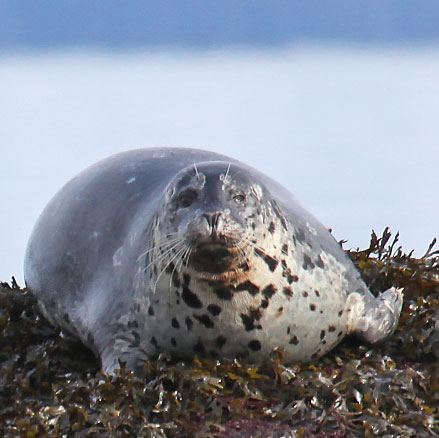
[24,148,403,373]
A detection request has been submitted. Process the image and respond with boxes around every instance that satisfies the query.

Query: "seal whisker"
[194,162,200,179]
[143,241,186,273]
[174,244,190,274]
[168,244,190,291]
[224,162,231,181]
[183,245,193,268]
[136,236,184,262]
[152,243,188,294]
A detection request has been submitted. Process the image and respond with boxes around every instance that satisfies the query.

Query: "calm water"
[1,45,438,284]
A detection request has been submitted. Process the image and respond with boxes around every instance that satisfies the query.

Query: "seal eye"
[232,193,246,204]
[177,189,198,207]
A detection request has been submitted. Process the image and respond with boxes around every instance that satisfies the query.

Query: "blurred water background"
[1,1,438,284]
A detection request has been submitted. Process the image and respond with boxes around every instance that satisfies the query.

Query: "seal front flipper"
[100,319,149,375]
[347,287,403,344]
[101,336,149,375]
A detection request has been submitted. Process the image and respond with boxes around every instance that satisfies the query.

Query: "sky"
[1,0,439,50]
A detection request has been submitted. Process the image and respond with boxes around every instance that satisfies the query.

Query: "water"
[1,45,438,284]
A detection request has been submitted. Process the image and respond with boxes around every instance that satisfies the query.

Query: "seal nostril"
[202,213,221,230]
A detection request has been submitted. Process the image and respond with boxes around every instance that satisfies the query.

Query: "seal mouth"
[189,241,239,274]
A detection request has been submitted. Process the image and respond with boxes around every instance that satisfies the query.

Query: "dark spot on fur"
[281,260,296,284]
[320,330,326,340]
[183,274,190,286]
[289,336,299,345]
[239,261,250,272]
[277,306,284,314]
[165,262,175,274]
[281,244,288,255]
[271,200,288,231]
[268,222,276,233]
[216,335,227,349]
[193,341,205,355]
[260,299,269,309]
[240,308,263,331]
[182,285,203,308]
[236,281,260,296]
[315,255,325,269]
[128,320,139,328]
[172,274,181,288]
[251,308,263,320]
[314,290,320,297]
[329,325,336,332]
[171,317,180,328]
[262,284,277,298]
[148,306,154,316]
[185,317,193,330]
[131,331,140,346]
[288,275,299,284]
[338,331,344,338]
[151,336,158,347]
[241,313,256,331]
[302,291,309,297]
[171,337,177,347]
[237,350,250,361]
[303,254,315,270]
[283,287,294,297]
[207,304,222,316]
[295,228,307,244]
[287,326,291,335]
[310,304,316,311]
[338,310,344,317]
[248,340,262,351]
[214,286,234,300]
[254,248,279,272]
[194,314,214,328]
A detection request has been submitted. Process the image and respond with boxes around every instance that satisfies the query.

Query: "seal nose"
[202,212,222,233]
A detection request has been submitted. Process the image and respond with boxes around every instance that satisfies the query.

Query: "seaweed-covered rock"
[1,229,439,437]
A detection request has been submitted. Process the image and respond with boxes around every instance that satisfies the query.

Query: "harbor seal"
[24,148,402,373]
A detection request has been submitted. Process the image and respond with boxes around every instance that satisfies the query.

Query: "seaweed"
[1,229,439,437]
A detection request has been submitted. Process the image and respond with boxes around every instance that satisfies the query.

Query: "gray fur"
[24,148,402,373]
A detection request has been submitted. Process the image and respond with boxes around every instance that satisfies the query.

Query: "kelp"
[1,229,439,437]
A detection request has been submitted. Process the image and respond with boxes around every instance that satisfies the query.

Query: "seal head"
[156,162,267,281]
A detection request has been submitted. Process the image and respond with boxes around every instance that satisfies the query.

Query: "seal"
[24,148,402,373]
